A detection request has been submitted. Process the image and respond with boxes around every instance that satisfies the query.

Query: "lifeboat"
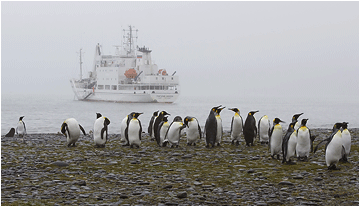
[158,69,168,76]
[124,69,137,79]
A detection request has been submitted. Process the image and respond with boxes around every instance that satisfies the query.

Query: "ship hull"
[71,83,179,103]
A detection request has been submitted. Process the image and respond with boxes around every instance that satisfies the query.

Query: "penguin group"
[4,107,353,170]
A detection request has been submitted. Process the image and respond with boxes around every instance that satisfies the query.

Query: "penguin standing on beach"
[243,111,259,146]
[61,118,86,147]
[125,112,143,148]
[341,122,351,162]
[296,119,312,161]
[158,116,170,147]
[154,111,170,146]
[163,116,186,148]
[229,108,243,146]
[258,115,270,144]
[292,113,304,130]
[184,116,202,146]
[93,113,110,148]
[215,106,225,146]
[314,123,345,170]
[148,110,159,141]
[16,116,26,137]
[269,118,285,159]
[204,106,220,148]
[282,122,297,164]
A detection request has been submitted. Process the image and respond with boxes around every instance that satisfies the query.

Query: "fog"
[2,1,359,101]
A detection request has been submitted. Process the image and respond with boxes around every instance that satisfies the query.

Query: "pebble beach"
[1,128,359,206]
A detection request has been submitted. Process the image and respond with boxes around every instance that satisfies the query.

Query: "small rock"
[247,169,255,173]
[51,161,69,167]
[177,192,187,199]
[314,177,323,181]
[278,181,294,186]
[163,185,173,189]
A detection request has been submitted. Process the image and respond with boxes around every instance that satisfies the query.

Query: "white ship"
[70,26,179,103]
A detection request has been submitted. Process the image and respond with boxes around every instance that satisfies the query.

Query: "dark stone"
[51,161,69,167]
[278,181,294,186]
[314,177,323,181]
[163,185,173,189]
[177,192,187,199]
[72,180,86,186]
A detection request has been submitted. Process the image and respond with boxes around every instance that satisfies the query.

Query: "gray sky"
[2,1,359,100]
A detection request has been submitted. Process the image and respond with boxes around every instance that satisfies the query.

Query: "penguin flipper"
[124,126,129,142]
[197,123,202,139]
[314,138,330,153]
[79,124,86,135]
[23,122,27,135]
[139,119,142,141]
[231,116,234,135]
[101,126,107,140]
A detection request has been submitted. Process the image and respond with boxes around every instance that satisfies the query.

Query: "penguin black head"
[273,118,285,124]
[342,122,349,129]
[160,111,170,116]
[162,116,168,122]
[173,116,182,122]
[301,119,309,126]
[19,116,25,121]
[153,110,159,116]
[229,108,240,113]
[288,122,295,130]
[248,111,259,116]
[104,117,111,126]
[292,113,304,121]
[132,112,143,119]
[61,122,67,135]
[216,107,225,114]
[184,116,193,127]
[96,113,102,119]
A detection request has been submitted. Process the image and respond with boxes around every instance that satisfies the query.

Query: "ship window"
[112,85,117,90]
[171,77,173,80]
[162,77,165,80]
[105,85,110,90]
[98,85,104,90]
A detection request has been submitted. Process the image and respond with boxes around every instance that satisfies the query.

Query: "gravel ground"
[1,128,359,206]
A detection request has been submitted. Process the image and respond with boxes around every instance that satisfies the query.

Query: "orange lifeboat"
[158,69,168,76]
[124,69,137,79]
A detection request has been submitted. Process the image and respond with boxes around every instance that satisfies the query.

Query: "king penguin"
[292,113,304,130]
[125,112,143,148]
[269,118,285,159]
[163,116,186,148]
[148,110,159,141]
[16,116,26,137]
[154,111,170,146]
[314,123,344,170]
[296,119,312,161]
[61,118,86,147]
[215,106,225,146]
[341,122,351,162]
[258,115,270,144]
[184,116,202,146]
[205,106,220,148]
[93,113,111,148]
[158,116,170,147]
[243,111,259,146]
[282,122,297,164]
[229,108,243,146]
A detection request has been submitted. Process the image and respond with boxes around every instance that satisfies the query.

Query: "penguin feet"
[206,144,210,148]
[328,165,340,170]
[231,140,235,145]
[286,160,296,165]
[216,143,221,147]
[235,141,240,146]
[297,156,308,162]
[122,143,130,147]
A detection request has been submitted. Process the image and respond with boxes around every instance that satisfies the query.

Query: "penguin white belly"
[65,118,81,144]
[259,119,270,142]
[231,116,243,140]
[186,121,200,144]
[166,123,182,146]
[128,119,141,147]
[286,132,297,161]
[326,133,343,167]
[16,121,25,136]
[294,122,301,131]
[159,122,170,145]
[94,118,107,146]
[215,116,222,143]
[120,116,128,142]
[270,127,283,156]
[342,129,351,155]
[296,128,311,157]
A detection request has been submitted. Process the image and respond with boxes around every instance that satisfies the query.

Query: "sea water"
[1,93,358,135]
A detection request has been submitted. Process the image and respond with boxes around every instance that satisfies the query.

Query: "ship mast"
[77,48,84,80]
[122,25,138,57]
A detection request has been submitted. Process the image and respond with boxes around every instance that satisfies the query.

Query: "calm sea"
[1,94,358,135]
